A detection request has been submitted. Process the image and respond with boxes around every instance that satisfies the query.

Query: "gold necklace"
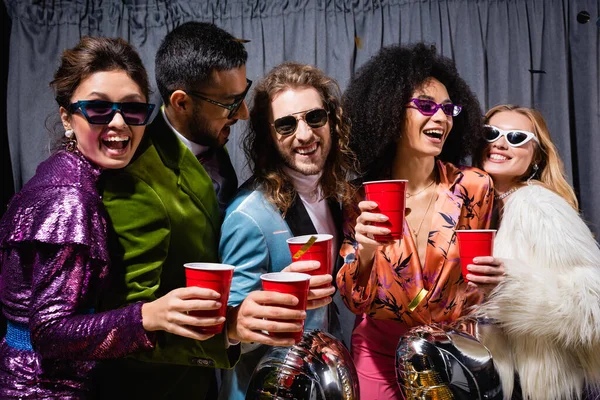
[406,179,435,198]
[408,183,438,238]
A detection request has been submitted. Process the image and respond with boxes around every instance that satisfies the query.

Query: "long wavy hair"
[343,42,485,181]
[479,104,579,211]
[244,62,358,215]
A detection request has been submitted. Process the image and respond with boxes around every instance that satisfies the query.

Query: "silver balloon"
[395,317,503,400]
[246,329,360,400]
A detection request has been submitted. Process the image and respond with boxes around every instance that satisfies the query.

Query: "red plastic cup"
[260,272,311,343]
[183,262,235,335]
[286,234,333,288]
[455,230,497,282]
[363,180,407,241]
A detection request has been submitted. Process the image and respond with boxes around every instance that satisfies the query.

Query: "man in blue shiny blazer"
[219,62,359,400]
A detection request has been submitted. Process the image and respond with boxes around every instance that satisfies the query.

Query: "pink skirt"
[351,314,408,400]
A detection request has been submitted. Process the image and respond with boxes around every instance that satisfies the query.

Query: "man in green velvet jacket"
[96,22,249,399]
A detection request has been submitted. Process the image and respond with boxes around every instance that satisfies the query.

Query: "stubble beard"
[188,109,223,148]
[280,141,330,176]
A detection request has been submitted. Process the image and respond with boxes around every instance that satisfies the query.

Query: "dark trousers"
[95,358,215,400]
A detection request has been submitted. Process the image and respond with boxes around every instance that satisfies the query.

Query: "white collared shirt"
[283,166,339,263]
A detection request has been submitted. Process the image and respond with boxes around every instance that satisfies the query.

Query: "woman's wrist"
[356,247,376,287]
[140,301,156,332]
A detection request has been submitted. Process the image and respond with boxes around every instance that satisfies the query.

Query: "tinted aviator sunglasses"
[483,125,539,147]
[188,79,252,119]
[69,100,155,126]
[271,108,329,136]
[407,98,462,117]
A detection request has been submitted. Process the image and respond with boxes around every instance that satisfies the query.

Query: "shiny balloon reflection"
[396,317,503,400]
[246,330,360,400]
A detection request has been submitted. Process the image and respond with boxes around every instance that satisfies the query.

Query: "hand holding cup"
[141,286,224,341]
[260,272,311,344]
[363,180,407,242]
[226,290,306,346]
[465,256,506,297]
[455,229,497,283]
[287,234,333,285]
[282,260,335,310]
[183,262,234,335]
[353,200,397,268]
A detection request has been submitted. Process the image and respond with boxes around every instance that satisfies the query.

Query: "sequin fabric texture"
[0,150,154,399]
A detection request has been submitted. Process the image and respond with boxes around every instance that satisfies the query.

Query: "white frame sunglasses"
[484,125,539,147]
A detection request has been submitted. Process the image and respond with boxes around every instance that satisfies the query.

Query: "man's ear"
[170,90,192,113]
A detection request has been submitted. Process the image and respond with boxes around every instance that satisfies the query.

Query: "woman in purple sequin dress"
[0,37,227,399]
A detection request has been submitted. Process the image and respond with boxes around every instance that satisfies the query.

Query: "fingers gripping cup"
[260,272,311,343]
[455,230,497,282]
[363,180,408,241]
[183,262,235,335]
[286,234,333,287]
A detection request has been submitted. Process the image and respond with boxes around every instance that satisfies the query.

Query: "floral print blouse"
[337,160,494,326]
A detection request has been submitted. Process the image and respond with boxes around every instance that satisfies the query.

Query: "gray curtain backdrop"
[5,0,599,238]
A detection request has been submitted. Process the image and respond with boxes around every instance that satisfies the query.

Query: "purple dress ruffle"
[0,150,154,399]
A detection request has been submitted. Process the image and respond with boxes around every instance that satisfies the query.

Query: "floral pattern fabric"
[337,160,494,326]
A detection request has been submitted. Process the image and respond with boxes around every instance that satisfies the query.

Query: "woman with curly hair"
[336,42,500,399]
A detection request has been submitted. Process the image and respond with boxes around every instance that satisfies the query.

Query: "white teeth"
[424,129,444,135]
[490,154,508,161]
[104,136,129,142]
[296,143,318,155]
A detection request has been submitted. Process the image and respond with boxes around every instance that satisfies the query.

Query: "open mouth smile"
[295,142,319,155]
[102,136,130,151]
[488,153,510,161]
[423,129,444,140]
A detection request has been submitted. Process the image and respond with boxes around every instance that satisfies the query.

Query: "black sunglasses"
[69,100,155,126]
[407,98,462,117]
[270,108,329,136]
[483,125,539,147]
[188,79,252,119]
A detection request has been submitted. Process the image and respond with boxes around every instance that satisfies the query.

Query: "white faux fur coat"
[475,184,600,400]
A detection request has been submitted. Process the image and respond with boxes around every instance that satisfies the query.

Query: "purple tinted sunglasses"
[407,98,462,117]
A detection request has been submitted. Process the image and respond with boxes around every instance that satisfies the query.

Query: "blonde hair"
[482,105,579,211]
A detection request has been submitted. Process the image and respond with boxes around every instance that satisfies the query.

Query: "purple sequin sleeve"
[4,243,154,359]
[0,150,156,397]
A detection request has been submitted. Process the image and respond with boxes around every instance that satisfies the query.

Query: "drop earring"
[64,129,76,152]
[526,163,539,185]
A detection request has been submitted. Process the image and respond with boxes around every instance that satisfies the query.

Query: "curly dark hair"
[244,62,358,215]
[344,42,485,181]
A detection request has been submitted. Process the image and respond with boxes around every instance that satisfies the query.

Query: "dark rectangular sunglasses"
[483,125,538,147]
[188,79,252,119]
[69,100,155,126]
[271,108,329,136]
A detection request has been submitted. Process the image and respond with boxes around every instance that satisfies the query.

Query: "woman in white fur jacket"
[468,104,600,400]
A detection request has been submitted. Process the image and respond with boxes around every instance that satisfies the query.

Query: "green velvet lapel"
[147,112,221,234]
